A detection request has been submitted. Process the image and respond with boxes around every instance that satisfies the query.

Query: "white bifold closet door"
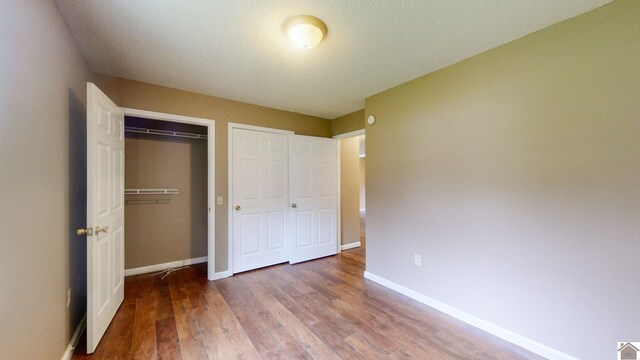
[232,128,289,273]
[288,135,338,264]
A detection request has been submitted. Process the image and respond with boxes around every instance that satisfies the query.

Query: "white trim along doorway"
[121,107,217,281]
[333,129,365,254]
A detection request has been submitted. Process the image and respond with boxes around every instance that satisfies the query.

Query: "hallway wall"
[339,136,361,246]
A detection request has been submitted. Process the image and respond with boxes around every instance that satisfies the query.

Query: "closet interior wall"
[124,116,208,270]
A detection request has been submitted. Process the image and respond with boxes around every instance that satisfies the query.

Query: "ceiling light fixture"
[284,15,327,49]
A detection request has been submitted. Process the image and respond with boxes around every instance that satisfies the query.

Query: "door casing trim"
[121,107,216,280]
[332,129,365,253]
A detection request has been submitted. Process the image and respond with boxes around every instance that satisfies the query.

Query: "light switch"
[216,196,223,205]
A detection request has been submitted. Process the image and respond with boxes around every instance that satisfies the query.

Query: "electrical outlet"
[414,254,421,266]
[67,288,71,308]
[216,196,223,205]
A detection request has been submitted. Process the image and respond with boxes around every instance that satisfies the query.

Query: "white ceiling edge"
[55,0,613,119]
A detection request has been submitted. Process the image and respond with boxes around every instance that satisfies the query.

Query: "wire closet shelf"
[124,188,180,195]
[125,126,207,140]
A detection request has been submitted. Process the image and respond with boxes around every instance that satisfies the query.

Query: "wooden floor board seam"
[72,246,543,360]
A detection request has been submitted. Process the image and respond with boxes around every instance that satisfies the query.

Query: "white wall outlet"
[414,254,422,266]
[216,196,223,205]
[66,288,71,308]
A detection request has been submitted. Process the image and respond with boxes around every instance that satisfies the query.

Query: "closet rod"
[125,126,208,140]
[125,188,180,195]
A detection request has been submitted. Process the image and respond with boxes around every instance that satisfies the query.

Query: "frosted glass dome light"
[284,15,327,49]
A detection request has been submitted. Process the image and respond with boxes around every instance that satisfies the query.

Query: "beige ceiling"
[55,0,611,119]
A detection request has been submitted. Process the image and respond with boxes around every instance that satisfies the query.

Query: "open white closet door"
[289,135,338,264]
[82,83,125,353]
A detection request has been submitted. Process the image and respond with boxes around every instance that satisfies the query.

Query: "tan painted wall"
[365,1,640,359]
[124,135,207,269]
[0,1,93,358]
[359,157,366,212]
[93,76,332,271]
[339,137,361,246]
[332,109,365,136]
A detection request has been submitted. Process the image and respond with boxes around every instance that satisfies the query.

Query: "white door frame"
[228,123,293,275]
[332,129,365,253]
[121,108,216,280]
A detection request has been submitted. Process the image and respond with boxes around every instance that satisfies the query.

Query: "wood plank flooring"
[72,248,543,359]
[339,212,366,265]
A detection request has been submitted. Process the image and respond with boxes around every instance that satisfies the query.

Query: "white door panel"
[267,211,286,250]
[232,129,289,273]
[86,83,124,353]
[289,135,338,264]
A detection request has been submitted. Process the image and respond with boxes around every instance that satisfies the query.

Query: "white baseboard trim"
[212,270,232,280]
[363,271,577,360]
[125,256,208,277]
[61,313,86,360]
[341,242,362,251]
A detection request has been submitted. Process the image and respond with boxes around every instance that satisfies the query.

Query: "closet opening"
[122,109,216,280]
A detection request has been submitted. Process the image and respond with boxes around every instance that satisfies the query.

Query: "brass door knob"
[291,203,297,208]
[235,205,241,211]
[95,226,109,234]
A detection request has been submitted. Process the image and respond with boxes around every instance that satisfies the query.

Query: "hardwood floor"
[338,212,366,265]
[72,251,543,359]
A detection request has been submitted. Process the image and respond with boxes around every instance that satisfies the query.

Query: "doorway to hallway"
[334,130,366,265]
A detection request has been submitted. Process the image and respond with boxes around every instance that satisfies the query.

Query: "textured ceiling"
[55,0,611,119]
